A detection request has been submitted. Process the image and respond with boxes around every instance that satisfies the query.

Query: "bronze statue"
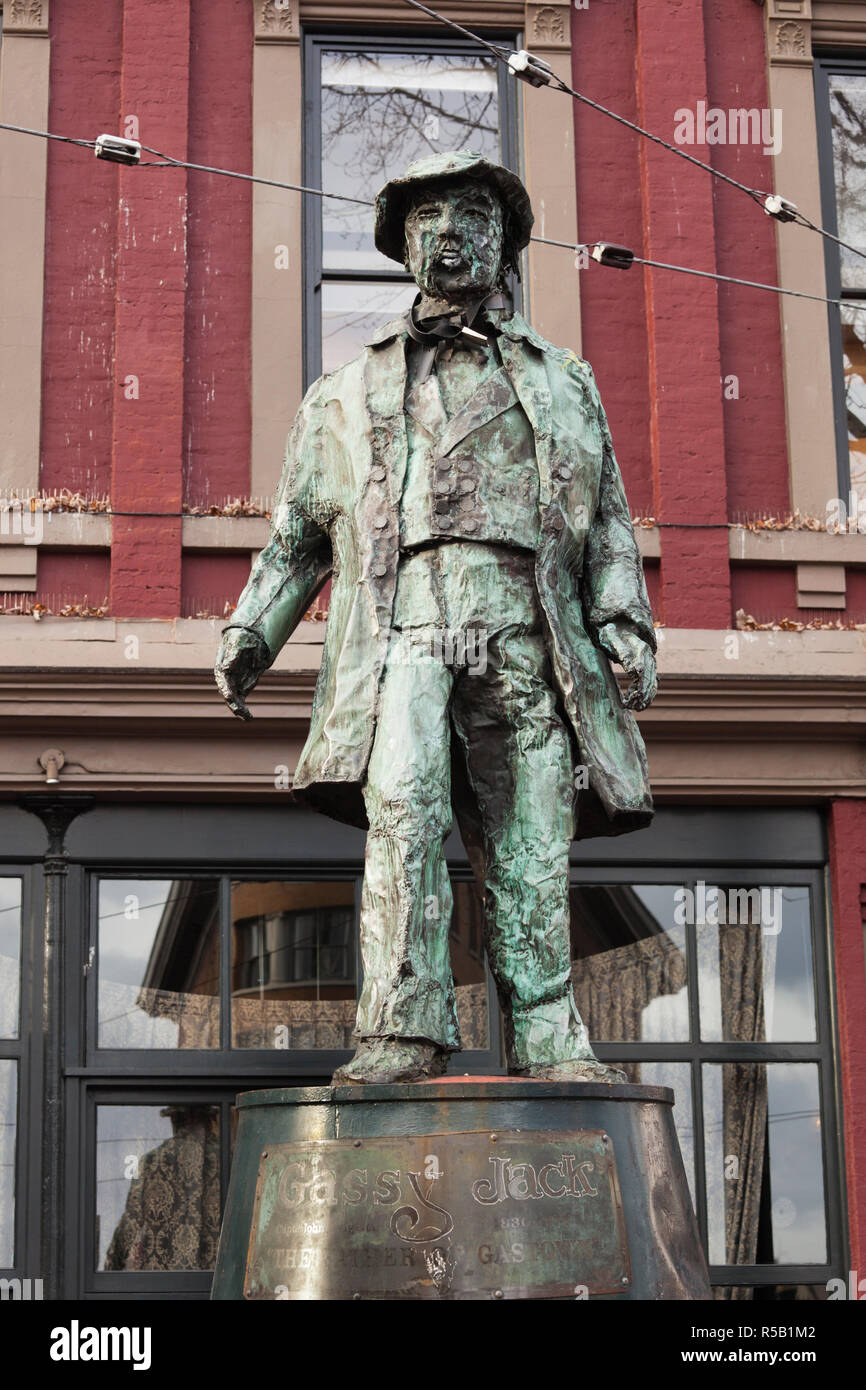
[215,152,657,1085]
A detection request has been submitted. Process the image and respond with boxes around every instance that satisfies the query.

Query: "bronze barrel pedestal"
[212,1079,710,1301]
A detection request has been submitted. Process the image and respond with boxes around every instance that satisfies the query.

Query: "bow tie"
[407,292,510,381]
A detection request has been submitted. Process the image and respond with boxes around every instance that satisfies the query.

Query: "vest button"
[434,499,450,514]
[373,513,388,529]
[457,458,473,473]
[463,518,478,533]
[435,458,453,473]
[371,468,386,483]
[372,562,388,577]
[550,515,564,531]
[437,516,453,529]
[557,466,572,481]
[458,478,474,495]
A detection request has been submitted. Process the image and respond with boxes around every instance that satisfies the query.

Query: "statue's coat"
[231,311,657,839]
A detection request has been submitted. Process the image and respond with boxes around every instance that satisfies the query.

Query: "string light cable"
[399,0,866,264]
[0,121,848,309]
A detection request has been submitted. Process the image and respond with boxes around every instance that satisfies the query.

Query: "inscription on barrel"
[244,1128,630,1300]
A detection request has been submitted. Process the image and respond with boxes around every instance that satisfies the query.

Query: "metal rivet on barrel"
[489,1133,498,1142]
[493,1289,503,1300]
[353,1139,362,1148]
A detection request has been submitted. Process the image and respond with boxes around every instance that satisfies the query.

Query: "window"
[0,875,23,1271]
[816,59,866,499]
[579,875,840,1299]
[303,33,520,382]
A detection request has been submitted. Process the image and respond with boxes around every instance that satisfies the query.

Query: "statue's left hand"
[597,623,658,711]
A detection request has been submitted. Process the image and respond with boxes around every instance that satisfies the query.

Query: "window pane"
[0,1061,15,1266]
[704,1063,827,1268]
[697,886,816,1042]
[321,50,500,273]
[451,879,488,1050]
[713,1284,829,1301]
[613,1060,695,1205]
[322,280,417,374]
[828,74,866,291]
[0,878,22,1040]
[97,880,220,1049]
[96,1104,220,1271]
[231,881,357,1049]
[840,302,866,495]
[570,885,689,1041]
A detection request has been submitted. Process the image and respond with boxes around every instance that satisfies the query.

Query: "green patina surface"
[215,151,657,1082]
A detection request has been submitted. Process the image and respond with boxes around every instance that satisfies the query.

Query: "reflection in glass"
[697,886,816,1042]
[0,878,22,1040]
[450,879,488,1050]
[322,281,417,374]
[97,880,220,1049]
[231,881,357,1049]
[321,51,500,273]
[704,1063,827,1283]
[840,303,866,494]
[0,1061,15,1266]
[829,74,866,292]
[570,885,688,1042]
[97,1104,220,1271]
[713,1283,829,1301]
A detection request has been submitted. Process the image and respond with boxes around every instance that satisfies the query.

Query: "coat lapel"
[496,330,553,505]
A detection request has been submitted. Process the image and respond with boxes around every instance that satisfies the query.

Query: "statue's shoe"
[510,1057,627,1084]
[331,1036,449,1086]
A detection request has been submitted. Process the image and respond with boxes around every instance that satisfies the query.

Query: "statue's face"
[403,178,504,301]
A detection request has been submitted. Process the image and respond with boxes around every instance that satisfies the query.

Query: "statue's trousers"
[354,606,596,1070]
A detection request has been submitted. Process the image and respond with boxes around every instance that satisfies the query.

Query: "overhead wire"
[0,120,848,308]
[399,0,866,265]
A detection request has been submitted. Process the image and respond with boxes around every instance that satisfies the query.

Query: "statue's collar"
[364,309,548,352]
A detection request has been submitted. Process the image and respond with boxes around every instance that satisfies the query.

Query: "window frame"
[0,864,36,1280]
[582,863,845,1296]
[301,27,523,388]
[814,53,866,500]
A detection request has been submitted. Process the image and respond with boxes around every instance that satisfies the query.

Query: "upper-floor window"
[816,60,866,498]
[302,33,519,383]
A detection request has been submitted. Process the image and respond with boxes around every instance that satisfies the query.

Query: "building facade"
[0,0,865,1300]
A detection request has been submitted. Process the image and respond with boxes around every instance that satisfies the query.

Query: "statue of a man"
[214,152,657,1085]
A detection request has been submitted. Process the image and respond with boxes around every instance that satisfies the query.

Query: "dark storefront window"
[303,34,519,382]
[0,875,23,1272]
[0,804,845,1299]
[574,877,836,1298]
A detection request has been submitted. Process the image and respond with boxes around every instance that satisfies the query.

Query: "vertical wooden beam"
[251,0,302,506]
[0,2,51,500]
[523,0,581,352]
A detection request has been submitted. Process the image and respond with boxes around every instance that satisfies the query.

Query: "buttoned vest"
[399,361,541,552]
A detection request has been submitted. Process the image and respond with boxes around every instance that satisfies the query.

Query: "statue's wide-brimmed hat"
[374,150,534,264]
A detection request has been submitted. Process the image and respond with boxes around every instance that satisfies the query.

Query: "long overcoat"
[229,310,657,839]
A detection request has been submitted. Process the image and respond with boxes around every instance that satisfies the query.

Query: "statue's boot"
[506,992,626,1084]
[331,1036,449,1086]
[510,1058,627,1084]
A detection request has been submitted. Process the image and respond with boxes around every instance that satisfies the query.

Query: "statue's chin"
[417,270,498,305]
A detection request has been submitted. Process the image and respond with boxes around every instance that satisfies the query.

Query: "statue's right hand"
[214,627,271,721]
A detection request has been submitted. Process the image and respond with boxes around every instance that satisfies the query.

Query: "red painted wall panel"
[572,0,653,517]
[828,801,866,1281]
[183,0,253,509]
[703,0,790,517]
[41,0,122,498]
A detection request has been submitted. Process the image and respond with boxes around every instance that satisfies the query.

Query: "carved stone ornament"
[3,0,49,35]
[526,1,571,49]
[772,19,808,57]
[254,0,295,42]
